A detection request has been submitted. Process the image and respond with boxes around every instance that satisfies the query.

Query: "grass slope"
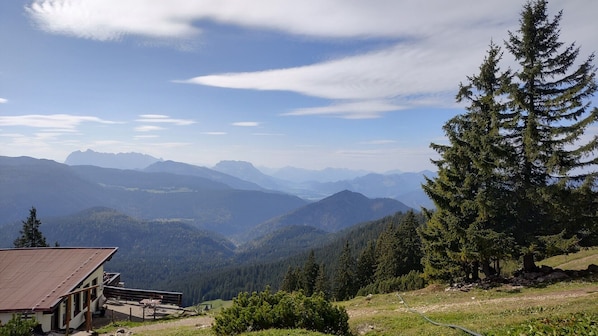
[99,250,598,336]
[537,247,598,270]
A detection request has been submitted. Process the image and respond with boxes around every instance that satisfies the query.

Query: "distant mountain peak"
[64,149,162,170]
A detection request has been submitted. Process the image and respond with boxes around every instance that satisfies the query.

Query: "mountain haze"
[0,156,307,237]
[65,149,161,169]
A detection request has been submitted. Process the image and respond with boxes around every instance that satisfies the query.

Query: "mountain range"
[0,151,433,304]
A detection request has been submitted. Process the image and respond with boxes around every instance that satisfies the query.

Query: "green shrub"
[213,289,350,336]
[357,270,426,296]
[0,314,38,336]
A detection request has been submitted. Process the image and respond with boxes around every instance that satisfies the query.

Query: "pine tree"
[281,266,301,293]
[355,240,376,289]
[395,211,423,275]
[302,250,319,296]
[314,263,330,299]
[374,221,400,281]
[420,43,515,281]
[504,0,598,269]
[14,207,49,248]
[333,241,356,301]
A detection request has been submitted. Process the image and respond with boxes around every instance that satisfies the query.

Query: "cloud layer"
[26,1,598,119]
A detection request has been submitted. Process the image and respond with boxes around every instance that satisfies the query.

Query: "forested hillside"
[245,190,410,241]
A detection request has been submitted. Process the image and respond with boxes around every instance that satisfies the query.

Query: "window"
[74,292,81,315]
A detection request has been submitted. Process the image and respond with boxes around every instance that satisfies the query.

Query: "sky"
[1,0,597,173]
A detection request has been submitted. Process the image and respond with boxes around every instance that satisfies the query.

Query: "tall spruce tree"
[314,263,330,299]
[302,250,319,296]
[14,207,49,248]
[395,211,424,276]
[421,0,598,279]
[333,241,356,301]
[356,240,377,289]
[374,222,401,281]
[504,0,598,269]
[421,43,513,281]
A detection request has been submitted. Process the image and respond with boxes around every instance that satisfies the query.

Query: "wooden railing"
[103,286,183,306]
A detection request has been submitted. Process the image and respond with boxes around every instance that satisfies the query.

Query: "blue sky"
[1,0,597,172]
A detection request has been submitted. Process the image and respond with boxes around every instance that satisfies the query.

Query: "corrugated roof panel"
[0,247,117,312]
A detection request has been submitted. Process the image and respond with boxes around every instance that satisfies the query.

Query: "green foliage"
[333,242,357,301]
[421,0,598,279]
[213,289,350,336]
[356,271,426,296]
[537,230,580,260]
[13,207,49,248]
[0,314,38,336]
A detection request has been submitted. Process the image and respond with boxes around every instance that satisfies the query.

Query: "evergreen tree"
[333,241,356,301]
[14,207,49,248]
[356,240,376,289]
[302,250,319,296]
[420,43,515,281]
[421,0,598,279]
[374,221,400,281]
[314,263,330,299]
[280,266,301,293]
[395,211,424,275]
[504,0,598,269]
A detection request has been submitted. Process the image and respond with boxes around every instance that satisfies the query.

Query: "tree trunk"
[523,252,538,272]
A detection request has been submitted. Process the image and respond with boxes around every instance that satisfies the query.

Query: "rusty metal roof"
[0,247,118,312]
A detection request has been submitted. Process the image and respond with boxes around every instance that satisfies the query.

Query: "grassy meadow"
[98,248,598,336]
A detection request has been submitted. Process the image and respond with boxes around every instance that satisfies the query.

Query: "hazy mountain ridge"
[65,149,162,169]
[217,160,435,208]
[61,150,433,208]
[0,156,307,237]
[145,160,266,191]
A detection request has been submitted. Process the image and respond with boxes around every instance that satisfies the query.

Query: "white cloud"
[26,0,598,120]
[0,114,118,129]
[203,131,227,135]
[0,98,7,104]
[135,125,164,132]
[232,121,260,127]
[283,100,406,119]
[136,114,195,125]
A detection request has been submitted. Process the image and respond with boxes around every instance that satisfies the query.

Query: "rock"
[537,271,569,282]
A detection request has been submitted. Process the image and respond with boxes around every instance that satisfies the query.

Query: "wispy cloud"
[0,114,118,129]
[136,114,195,125]
[135,125,164,132]
[0,98,7,104]
[25,0,518,41]
[26,0,597,120]
[232,121,260,127]
[283,100,406,119]
[203,131,227,135]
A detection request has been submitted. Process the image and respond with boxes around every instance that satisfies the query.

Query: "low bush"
[357,270,426,296]
[0,314,38,336]
[213,289,350,336]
